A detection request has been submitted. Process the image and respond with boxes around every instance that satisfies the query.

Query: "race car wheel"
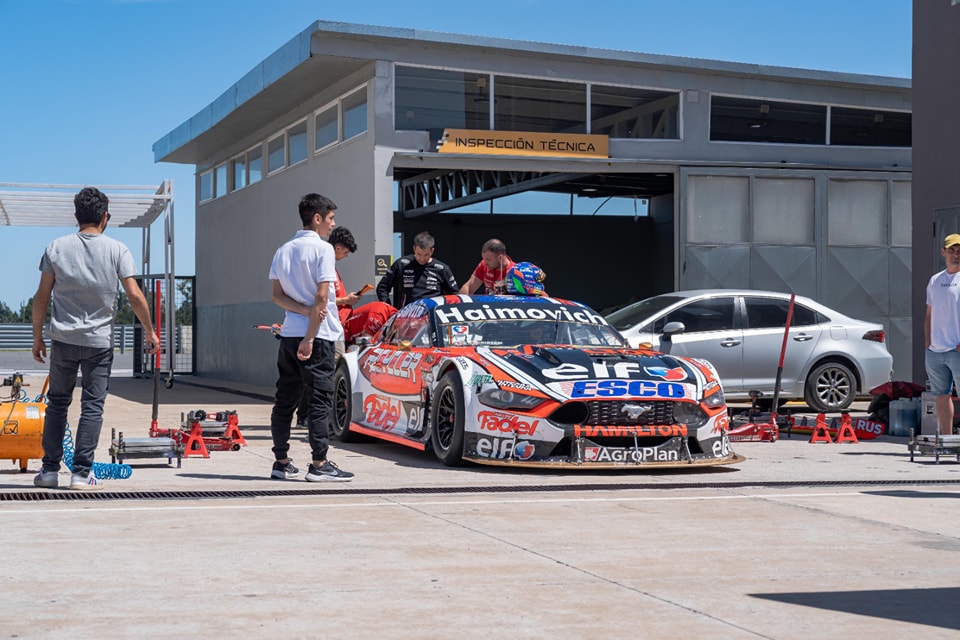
[804,360,856,413]
[331,364,360,443]
[431,372,466,467]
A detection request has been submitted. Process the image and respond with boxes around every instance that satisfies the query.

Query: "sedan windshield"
[605,295,684,330]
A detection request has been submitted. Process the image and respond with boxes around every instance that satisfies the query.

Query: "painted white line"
[0,489,935,516]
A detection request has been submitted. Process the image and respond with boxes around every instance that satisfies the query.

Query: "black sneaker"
[270,460,299,480]
[305,460,354,482]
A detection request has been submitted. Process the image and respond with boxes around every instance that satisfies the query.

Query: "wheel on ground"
[164,378,174,389]
[331,364,361,442]
[430,373,466,467]
[804,361,856,412]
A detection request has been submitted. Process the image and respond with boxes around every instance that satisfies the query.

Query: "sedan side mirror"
[660,321,686,343]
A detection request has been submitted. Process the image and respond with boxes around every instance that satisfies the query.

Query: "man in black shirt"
[376,231,458,309]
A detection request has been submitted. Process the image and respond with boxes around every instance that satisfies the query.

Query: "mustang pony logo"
[620,403,653,420]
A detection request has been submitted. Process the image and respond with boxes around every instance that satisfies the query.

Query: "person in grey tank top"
[30,187,160,491]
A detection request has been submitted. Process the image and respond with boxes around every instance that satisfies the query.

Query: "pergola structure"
[0,181,177,383]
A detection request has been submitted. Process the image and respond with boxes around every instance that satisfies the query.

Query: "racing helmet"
[505,262,546,296]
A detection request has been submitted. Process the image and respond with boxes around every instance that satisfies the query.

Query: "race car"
[332,294,744,469]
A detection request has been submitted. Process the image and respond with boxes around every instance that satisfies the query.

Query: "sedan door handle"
[720,339,741,347]
[792,334,814,342]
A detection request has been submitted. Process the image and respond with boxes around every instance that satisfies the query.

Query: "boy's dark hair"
[329,226,357,253]
[298,193,337,226]
[412,231,435,250]
[74,187,109,225]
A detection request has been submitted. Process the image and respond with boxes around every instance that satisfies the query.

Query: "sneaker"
[305,460,354,482]
[69,471,104,492]
[33,470,59,488]
[270,459,300,480]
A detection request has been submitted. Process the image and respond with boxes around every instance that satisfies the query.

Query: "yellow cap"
[945,233,960,249]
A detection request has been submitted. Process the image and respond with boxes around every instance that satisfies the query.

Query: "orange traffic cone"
[809,413,833,443]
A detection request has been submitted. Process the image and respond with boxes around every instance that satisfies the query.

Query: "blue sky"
[0,0,912,309]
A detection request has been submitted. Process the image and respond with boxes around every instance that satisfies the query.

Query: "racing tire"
[430,372,467,467]
[331,364,361,443]
[804,361,856,413]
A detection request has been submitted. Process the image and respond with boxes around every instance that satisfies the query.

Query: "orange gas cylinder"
[1,401,46,471]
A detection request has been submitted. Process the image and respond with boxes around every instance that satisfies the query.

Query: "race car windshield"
[434,302,627,348]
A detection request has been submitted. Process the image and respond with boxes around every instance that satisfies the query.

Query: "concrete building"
[912,0,960,385]
[154,21,911,387]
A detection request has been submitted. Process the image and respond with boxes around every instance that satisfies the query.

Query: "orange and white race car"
[332,294,744,469]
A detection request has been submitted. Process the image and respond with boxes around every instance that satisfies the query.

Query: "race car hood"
[491,345,703,390]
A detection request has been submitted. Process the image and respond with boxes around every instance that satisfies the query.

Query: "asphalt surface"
[1,370,959,639]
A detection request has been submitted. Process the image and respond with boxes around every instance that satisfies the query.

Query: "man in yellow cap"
[924,233,960,435]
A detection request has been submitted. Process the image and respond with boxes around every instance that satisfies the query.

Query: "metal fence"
[0,323,136,351]
[133,275,195,377]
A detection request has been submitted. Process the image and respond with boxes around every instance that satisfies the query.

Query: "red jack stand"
[809,413,833,443]
[182,409,246,452]
[834,412,860,444]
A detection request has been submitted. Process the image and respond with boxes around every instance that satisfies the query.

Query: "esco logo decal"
[571,380,685,398]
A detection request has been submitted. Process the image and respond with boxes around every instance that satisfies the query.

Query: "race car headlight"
[478,388,544,411]
[672,401,708,428]
[703,387,725,409]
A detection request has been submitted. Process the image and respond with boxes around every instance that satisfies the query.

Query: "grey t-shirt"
[39,232,137,348]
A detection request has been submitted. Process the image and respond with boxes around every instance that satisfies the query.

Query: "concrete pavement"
[1,372,959,638]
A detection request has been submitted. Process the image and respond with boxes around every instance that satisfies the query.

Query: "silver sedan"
[605,289,893,413]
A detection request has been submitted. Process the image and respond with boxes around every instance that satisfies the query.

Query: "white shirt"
[268,229,342,340]
[926,268,960,352]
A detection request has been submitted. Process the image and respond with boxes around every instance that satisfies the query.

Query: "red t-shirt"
[471,256,514,295]
[334,270,351,325]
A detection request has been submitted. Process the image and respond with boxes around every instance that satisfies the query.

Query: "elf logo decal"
[475,437,536,460]
[571,380,685,398]
[644,366,686,381]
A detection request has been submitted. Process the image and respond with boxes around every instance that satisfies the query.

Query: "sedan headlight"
[478,388,544,411]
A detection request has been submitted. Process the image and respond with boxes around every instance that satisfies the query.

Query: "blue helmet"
[505,262,546,296]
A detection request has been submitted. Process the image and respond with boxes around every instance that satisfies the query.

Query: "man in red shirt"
[329,227,361,326]
[459,238,514,296]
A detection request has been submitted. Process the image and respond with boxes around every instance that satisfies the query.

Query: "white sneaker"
[33,470,59,488]
[69,471,104,491]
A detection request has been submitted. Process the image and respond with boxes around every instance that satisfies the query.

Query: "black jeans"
[270,337,335,463]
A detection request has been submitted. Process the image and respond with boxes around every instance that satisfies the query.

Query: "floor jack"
[174,409,247,458]
[727,294,796,443]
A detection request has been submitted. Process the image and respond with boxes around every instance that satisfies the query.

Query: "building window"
[231,155,246,191]
[590,85,679,139]
[342,88,368,140]
[829,107,911,147]
[248,146,262,184]
[267,134,285,174]
[215,164,228,198]
[288,120,308,165]
[198,170,213,202]
[710,96,827,145]
[315,103,338,150]
[494,75,586,133]
[395,66,491,146]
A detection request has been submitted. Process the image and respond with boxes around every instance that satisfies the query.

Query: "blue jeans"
[42,341,114,475]
[925,348,960,396]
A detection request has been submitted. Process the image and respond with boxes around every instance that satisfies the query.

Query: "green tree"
[175,279,194,326]
[0,300,15,323]
[116,290,135,324]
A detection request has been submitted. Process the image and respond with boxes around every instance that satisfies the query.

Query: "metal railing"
[0,323,136,351]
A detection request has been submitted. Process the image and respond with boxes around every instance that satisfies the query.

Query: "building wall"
[913,0,960,384]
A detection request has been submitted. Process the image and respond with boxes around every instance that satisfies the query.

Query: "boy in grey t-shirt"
[31,187,160,491]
